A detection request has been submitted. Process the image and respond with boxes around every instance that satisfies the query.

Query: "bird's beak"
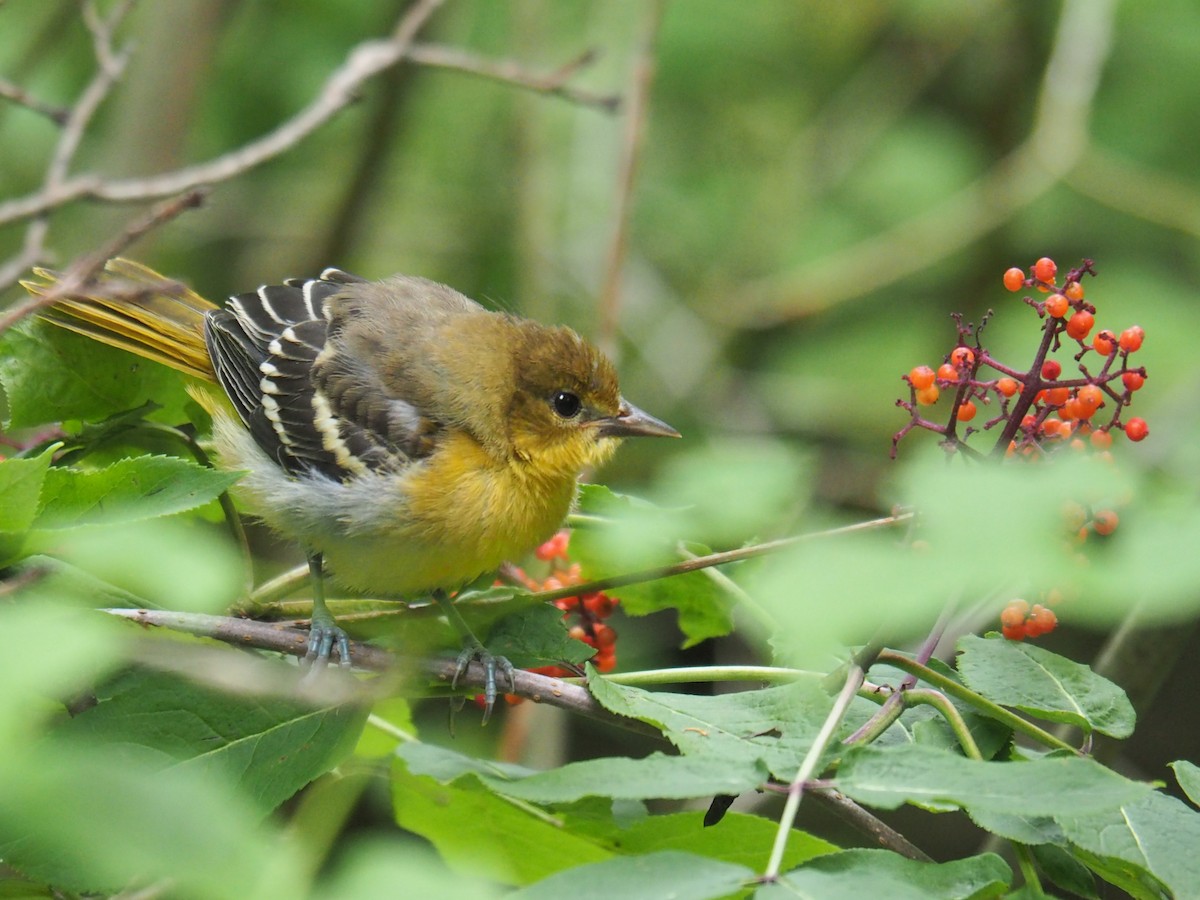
[595,399,681,439]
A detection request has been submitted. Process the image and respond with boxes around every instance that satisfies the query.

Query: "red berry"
[1001,599,1030,628]
[1041,360,1062,380]
[1033,257,1057,283]
[1093,509,1119,536]
[1119,326,1145,353]
[909,365,936,390]
[1044,293,1069,318]
[951,347,975,368]
[957,400,977,422]
[1003,267,1026,292]
[592,622,617,649]
[583,592,617,617]
[1093,330,1116,356]
[1044,387,1070,406]
[937,363,959,383]
[1090,429,1113,450]
[996,377,1019,397]
[1066,310,1094,341]
[1002,623,1026,641]
[1122,372,1145,392]
[1075,384,1103,414]
[1125,417,1149,442]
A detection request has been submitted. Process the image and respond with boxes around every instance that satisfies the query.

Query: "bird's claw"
[303,616,352,672]
[452,643,515,724]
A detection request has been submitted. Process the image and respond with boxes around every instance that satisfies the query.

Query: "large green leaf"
[400,741,768,803]
[0,318,192,429]
[835,743,1150,817]
[1170,760,1200,809]
[956,634,1135,738]
[509,851,753,900]
[588,673,833,779]
[33,455,241,529]
[57,667,367,813]
[0,447,54,564]
[764,849,1010,900]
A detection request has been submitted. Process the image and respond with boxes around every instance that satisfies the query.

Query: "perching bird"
[24,258,678,714]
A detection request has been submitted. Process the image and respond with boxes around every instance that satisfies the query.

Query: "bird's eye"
[551,390,582,419]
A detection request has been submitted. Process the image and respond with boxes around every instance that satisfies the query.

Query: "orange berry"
[1075,384,1103,414]
[1059,399,1080,421]
[1062,501,1087,531]
[1041,419,1065,438]
[1125,417,1149,442]
[951,346,975,368]
[1066,310,1095,341]
[1093,509,1119,536]
[1093,330,1116,356]
[1001,599,1030,628]
[1033,257,1057,283]
[916,385,940,406]
[956,400,977,422]
[1044,387,1070,406]
[996,377,1019,397]
[1119,326,1145,353]
[1003,267,1026,292]
[1002,623,1026,641]
[937,363,959,382]
[1025,604,1057,637]
[1064,281,1085,301]
[1041,359,1062,380]
[909,365,936,390]
[1090,429,1113,450]
[592,622,617,649]
[1122,372,1145,392]
[583,592,618,617]
[1044,293,1069,318]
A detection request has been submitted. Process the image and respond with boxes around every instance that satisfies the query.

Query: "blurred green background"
[3,0,1199,879]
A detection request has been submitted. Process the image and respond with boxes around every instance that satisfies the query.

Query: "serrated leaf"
[509,851,753,900]
[400,742,768,803]
[764,849,1010,900]
[0,318,192,429]
[835,743,1150,816]
[618,811,837,871]
[34,455,242,529]
[56,667,367,813]
[485,603,594,668]
[1170,760,1200,808]
[589,674,833,779]
[956,634,1135,738]
[0,447,54,564]
[1059,790,1200,899]
[391,755,612,886]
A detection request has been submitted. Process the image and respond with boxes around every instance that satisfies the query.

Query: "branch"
[0,0,445,228]
[102,607,662,738]
[0,78,70,125]
[408,43,619,112]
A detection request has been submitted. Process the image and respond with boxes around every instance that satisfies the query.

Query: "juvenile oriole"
[23,259,678,712]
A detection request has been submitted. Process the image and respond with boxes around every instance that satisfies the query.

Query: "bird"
[23,258,679,715]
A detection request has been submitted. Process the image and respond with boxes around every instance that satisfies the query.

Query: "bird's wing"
[204,269,436,480]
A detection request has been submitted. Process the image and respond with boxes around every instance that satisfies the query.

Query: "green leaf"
[617,811,837,871]
[400,742,769,803]
[956,634,1135,738]
[1059,790,1200,899]
[0,447,54,564]
[391,755,613,886]
[0,317,192,429]
[1031,843,1099,900]
[588,674,833,779]
[485,602,594,669]
[34,455,241,529]
[509,851,753,900]
[355,698,416,757]
[315,837,503,900]
[835,743,1150,816]
[764,849,1010,900]
[1170,760,1200,808]
[56,667,368,813]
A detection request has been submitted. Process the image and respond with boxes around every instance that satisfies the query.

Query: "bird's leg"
[303,552,352,669]
[433,588,515,723]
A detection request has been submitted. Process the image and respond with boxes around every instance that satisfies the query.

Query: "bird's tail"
[20,257,219,382]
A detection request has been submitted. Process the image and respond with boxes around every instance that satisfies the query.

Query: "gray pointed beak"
[595,399,681,439]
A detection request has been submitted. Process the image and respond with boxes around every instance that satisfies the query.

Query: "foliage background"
[2,0,1199,895]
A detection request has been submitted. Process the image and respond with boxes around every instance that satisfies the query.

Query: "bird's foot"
[452,641,515,724]
[303,609,352,672]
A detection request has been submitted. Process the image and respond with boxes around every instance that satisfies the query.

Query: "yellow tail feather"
[21,258,219,382]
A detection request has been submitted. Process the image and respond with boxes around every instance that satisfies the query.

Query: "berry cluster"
[894,257,1149,461]
[999,599,1058,641]
[895,257,1151,641]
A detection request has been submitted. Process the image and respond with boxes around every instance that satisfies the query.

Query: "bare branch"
[0,78,69,124]
[408,43,620,112]
[0,0,445,228]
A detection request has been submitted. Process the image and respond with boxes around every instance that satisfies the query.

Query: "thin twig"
[808,789,934,862]
[0,78,70,124]
[408,43,619,112]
